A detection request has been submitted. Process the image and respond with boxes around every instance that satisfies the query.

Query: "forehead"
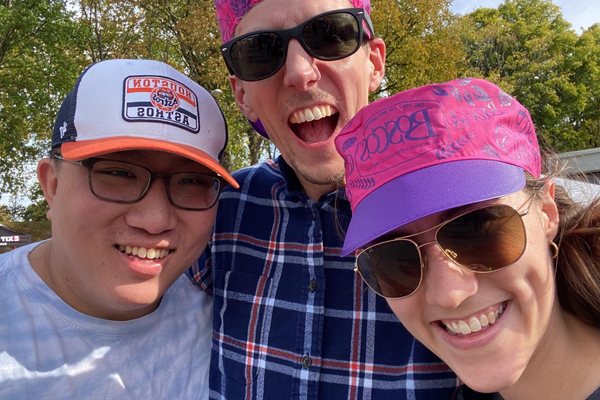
[235,0,355,34]
[95,150,212,173]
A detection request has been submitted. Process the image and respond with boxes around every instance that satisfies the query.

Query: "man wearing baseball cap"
[0,59,237,399]
[187,0,457,398]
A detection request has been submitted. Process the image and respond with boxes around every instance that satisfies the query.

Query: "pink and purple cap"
[335,78,541,256]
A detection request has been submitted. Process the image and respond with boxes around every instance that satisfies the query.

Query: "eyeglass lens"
[89,160,220,210]
[229,11,361,81]
[356,205,527,299]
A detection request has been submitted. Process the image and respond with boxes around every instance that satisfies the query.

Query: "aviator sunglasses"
[220,8,374,82]
[356,197,536,299]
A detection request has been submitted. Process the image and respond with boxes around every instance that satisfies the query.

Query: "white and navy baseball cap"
[52,59,239,188]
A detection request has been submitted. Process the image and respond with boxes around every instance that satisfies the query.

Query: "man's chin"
[294,160,345,187]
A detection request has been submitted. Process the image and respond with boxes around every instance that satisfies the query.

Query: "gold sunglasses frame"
[355,195,536,299]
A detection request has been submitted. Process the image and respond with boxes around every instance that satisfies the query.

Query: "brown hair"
[525,157,600,328]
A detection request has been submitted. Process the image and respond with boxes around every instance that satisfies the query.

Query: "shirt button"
[308,280,317,292]
[312,210,317,220]
[301,355,312,369]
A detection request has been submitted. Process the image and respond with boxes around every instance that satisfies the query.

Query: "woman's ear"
[37,158,58,221]
[541,180,559,241]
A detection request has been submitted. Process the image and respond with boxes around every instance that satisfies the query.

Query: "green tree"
[0,0,84,195]
[0,205,11,221]
[21,199,49,222]
[137,0,271,171]
[371,0,465,97]
[571,24,600,149]
[458,0,596,151]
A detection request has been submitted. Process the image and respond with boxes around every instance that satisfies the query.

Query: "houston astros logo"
[151,87,180,112]
[123,75,200,133]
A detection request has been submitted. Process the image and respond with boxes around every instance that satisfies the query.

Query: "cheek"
[521,235,556,295]
[386,297,425,334]
[176,208,217,261]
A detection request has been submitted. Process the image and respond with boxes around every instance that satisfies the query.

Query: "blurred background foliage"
[1,0,600,239]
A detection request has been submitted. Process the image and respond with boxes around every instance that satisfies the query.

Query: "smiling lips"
[118,245,170,260]
[289,105,337,124]
[289,105,339,144]
[441,302,506,336]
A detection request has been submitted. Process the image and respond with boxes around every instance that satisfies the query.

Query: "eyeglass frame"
[219,7,375,82]
[355,194,537,299]
[51,155,225,211]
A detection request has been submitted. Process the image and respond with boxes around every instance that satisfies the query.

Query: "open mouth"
[438,301,508,337]
[289,105,339,144]
[116,244,170,260]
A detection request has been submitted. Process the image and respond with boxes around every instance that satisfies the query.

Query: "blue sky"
[451,0,599,33]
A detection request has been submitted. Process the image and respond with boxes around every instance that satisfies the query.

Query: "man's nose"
[124,179,178,235]
[282,39,321,90]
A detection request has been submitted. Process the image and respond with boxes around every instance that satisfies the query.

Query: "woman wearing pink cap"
[336,78,600,399]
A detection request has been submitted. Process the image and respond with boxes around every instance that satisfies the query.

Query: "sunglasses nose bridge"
[282,41,320,89]
[414,240,438,270]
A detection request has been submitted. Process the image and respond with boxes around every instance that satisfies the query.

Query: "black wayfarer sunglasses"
[220,8,374,82]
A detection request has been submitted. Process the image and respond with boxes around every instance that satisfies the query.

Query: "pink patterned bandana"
[214,0,372,43]
[335,78,542,256]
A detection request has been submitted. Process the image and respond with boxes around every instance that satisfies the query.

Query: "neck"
[296,173,343,202]
[500,309,600,400]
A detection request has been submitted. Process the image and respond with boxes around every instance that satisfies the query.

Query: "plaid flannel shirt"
[188,156,457,400]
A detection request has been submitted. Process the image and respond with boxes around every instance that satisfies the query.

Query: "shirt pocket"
[211,270,273,384]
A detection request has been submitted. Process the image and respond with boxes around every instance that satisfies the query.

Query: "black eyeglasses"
[220,8,374,82]
[355,197,536,299]
[53,156,224,211]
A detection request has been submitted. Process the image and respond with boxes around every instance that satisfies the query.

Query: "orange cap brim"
[61,137,239,189]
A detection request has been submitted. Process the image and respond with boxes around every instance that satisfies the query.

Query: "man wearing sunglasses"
[0,59,238,399]
[187,0,457,399]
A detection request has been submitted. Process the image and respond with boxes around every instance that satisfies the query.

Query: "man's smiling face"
[38,150,217,320]
[230,0,385,196]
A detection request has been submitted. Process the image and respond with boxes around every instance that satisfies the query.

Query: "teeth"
[313,107,323,119]
[480,314,489,327]
[469,317,482,332]
[304,109,315,122]
[442,303,505,336]
[458,321,471,335]
[452,322,460,334]
[289,105,337,124]
[118,245,170,260]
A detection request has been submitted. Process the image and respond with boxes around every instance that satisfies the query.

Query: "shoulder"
[227,159,283,190]
[587,385,600,400]
[165,274,212,309]
[218,159,287,206]
[0,243,39,280]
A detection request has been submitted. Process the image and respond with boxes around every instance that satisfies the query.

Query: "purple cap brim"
[341,160,526,256]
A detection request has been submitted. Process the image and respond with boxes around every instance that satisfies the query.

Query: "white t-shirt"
[0,242,211,399]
